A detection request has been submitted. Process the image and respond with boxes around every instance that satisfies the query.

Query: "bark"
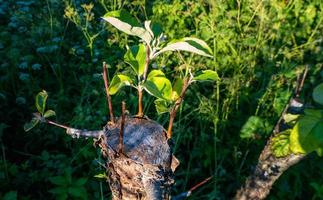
[234,140,305,200]
[234,97,306,200]
[100,116,179,200]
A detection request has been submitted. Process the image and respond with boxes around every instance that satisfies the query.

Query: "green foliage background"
[0,0,323,199]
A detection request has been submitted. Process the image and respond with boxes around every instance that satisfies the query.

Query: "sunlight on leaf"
[194,70,219,81]
[271,129,291,157]
[102,10,152,44]
[124,44,146,76]
[44,110,56,118]
[109,74,132,95]
[290,113,323,156]
[143,70,172,100]
[154,37,213,58]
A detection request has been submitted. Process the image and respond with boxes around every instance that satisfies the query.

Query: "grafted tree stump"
[99,116,179,200]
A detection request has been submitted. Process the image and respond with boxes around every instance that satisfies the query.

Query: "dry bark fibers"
[99,116,179,200]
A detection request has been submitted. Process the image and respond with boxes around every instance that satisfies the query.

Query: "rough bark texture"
[234,98,306,200]
[234,139,305,200]
[99,116,179,200]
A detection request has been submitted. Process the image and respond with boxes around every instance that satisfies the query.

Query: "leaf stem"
[137,87,143,117]
[102,62,115,123]
[137,44,150,117]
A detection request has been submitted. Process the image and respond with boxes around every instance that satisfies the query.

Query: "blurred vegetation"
[0,0,323,199]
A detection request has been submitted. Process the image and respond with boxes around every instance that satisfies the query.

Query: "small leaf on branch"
[193,70,219,81]
[154,99,170,114]
[289,112,323,156]
[102,10,152,44]
[283,113,300,124]
[109,74,132,95]
[36,90,48,115]
[124,44,146,76]
[143,70,172,100]
[172,78,184,100]
[44,110,56,118]
[24,118,39,132]
[271,129,291,157]
[155,37,213,58]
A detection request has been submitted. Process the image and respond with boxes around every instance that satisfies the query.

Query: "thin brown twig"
[46,119,102,138]
[296,65,309,97]
[103,61,115,123]
[118,101,126,154]
[137,45,150,117]
[137,88,143,117]
[167,78,191,138]
[189,176,213,192]
[46,119,70,129]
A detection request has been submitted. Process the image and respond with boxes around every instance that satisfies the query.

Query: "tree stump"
[99,116,179,200]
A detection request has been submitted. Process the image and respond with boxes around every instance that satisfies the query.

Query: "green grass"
[0,0,322,199]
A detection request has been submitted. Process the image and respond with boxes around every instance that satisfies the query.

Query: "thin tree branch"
[103,61,115,123]
[173,176,213,200]
[46,120,103,138]
[137,87,144,117]
[118,101,126,154]
[167,77,191,138]
[234,67,309,200]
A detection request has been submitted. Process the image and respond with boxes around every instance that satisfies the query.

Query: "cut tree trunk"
[96,116,179,200]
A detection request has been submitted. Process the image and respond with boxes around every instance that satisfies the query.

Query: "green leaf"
[143,70,172,100]
[193,70,219,81]
[49,187,68,195]
[102,10,152,44]
[3,191,17,200]
[56,193,68,200]
[283,113,300,124]
[313,83,323,105]
[24,118,39,132]
[144,21,163,38]
[36,90,48,115]
[94,173,107,179]
[109,74,132,95]
[68,186,87,199]
[74,178,87,186]
[240,116,264,139]
[49,176,68,186]
[155,37,213,58]
[304,109,323,118]
[124,44,146,76]
[271,129,291,157]
[44,110,56,118]
[154,99,170,114]
[172,78,183,100]
[290,114,323,156]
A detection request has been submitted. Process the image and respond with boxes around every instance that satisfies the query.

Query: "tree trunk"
[97,117,179,200]
[234,138,305,200]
